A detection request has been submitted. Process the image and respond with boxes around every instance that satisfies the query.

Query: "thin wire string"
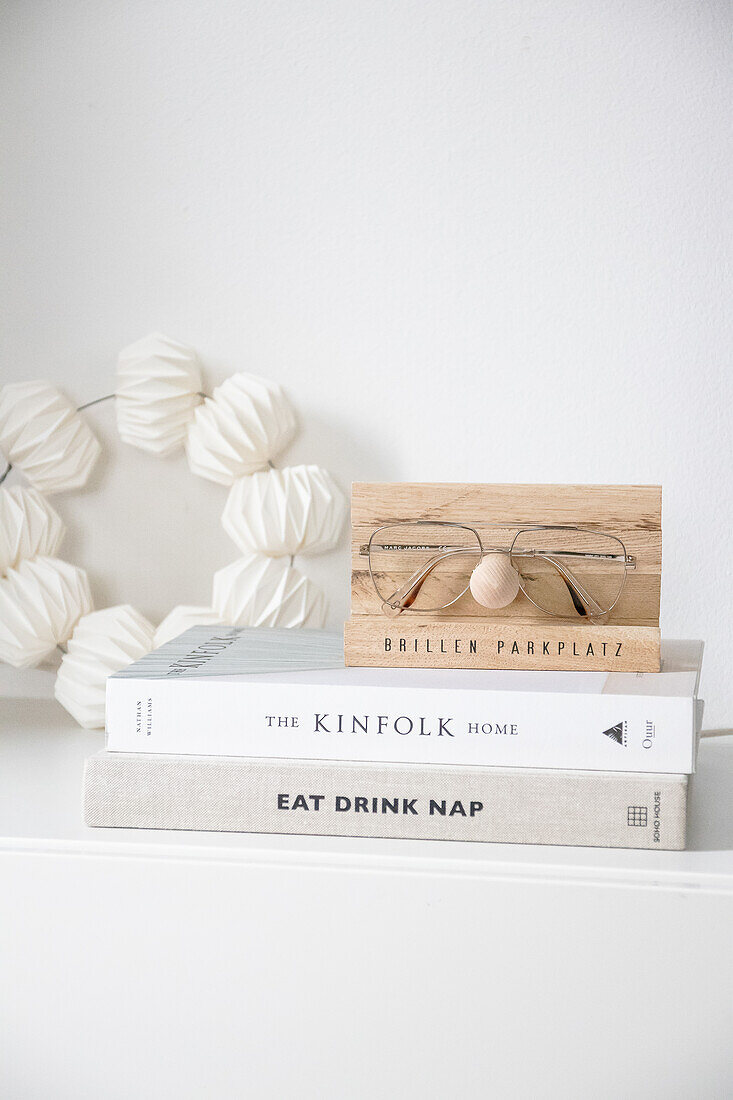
[77,393,115,411]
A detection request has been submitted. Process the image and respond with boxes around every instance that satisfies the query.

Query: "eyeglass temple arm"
[383,550,606,618]
[540,555,605,618]
[381,548,474,615]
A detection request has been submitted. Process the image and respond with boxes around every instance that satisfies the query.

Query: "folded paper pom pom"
[154,605,223,648]
[0,381,101,494]
[0,557,93,668]
[186,372,296,485]
[212,554,326,629]
[55,605,155,728]
[0,486,65,576]
[222,465,346,557]
[116,333,203,456]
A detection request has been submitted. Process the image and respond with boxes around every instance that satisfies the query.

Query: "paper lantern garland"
[186,372,297,485]
[222,464,346,557]
[116,333,203,456]
[0,486,65,574]
[154,604,222,648]
[0,381,101,494]
[212,555,327,629]
[0,334,345,727]
[55,605,156,729]
[0,557,93,668]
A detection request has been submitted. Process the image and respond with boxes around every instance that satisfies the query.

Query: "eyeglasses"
[360,522,636,620]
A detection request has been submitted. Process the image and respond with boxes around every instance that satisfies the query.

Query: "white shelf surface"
[2,696,732,894]
[2,694,733,1100]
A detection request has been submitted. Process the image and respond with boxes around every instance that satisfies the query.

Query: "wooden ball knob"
[469,554,520,609]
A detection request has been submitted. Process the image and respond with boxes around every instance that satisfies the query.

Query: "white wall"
[1,1,731,724]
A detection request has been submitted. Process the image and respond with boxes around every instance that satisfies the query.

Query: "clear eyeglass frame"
[361,520,636,620]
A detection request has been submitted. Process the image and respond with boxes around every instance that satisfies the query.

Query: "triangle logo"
[602,722,626,746]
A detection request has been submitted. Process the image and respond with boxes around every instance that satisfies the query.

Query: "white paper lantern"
[222,464,347,557]
[55,605,155,728]
[212,554,327,629]
[0,381,101,494]
[0,486,65,576]
[154,605,223,648]
[116,333,203,456]
[0,557,93,668]
[186,372,296,485]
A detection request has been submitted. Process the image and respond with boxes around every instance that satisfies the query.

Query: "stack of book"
[84,627,703,850]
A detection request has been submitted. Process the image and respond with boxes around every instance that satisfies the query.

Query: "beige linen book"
[84,753,688,850]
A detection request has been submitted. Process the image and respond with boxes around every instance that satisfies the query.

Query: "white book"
[105,629,703,774]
